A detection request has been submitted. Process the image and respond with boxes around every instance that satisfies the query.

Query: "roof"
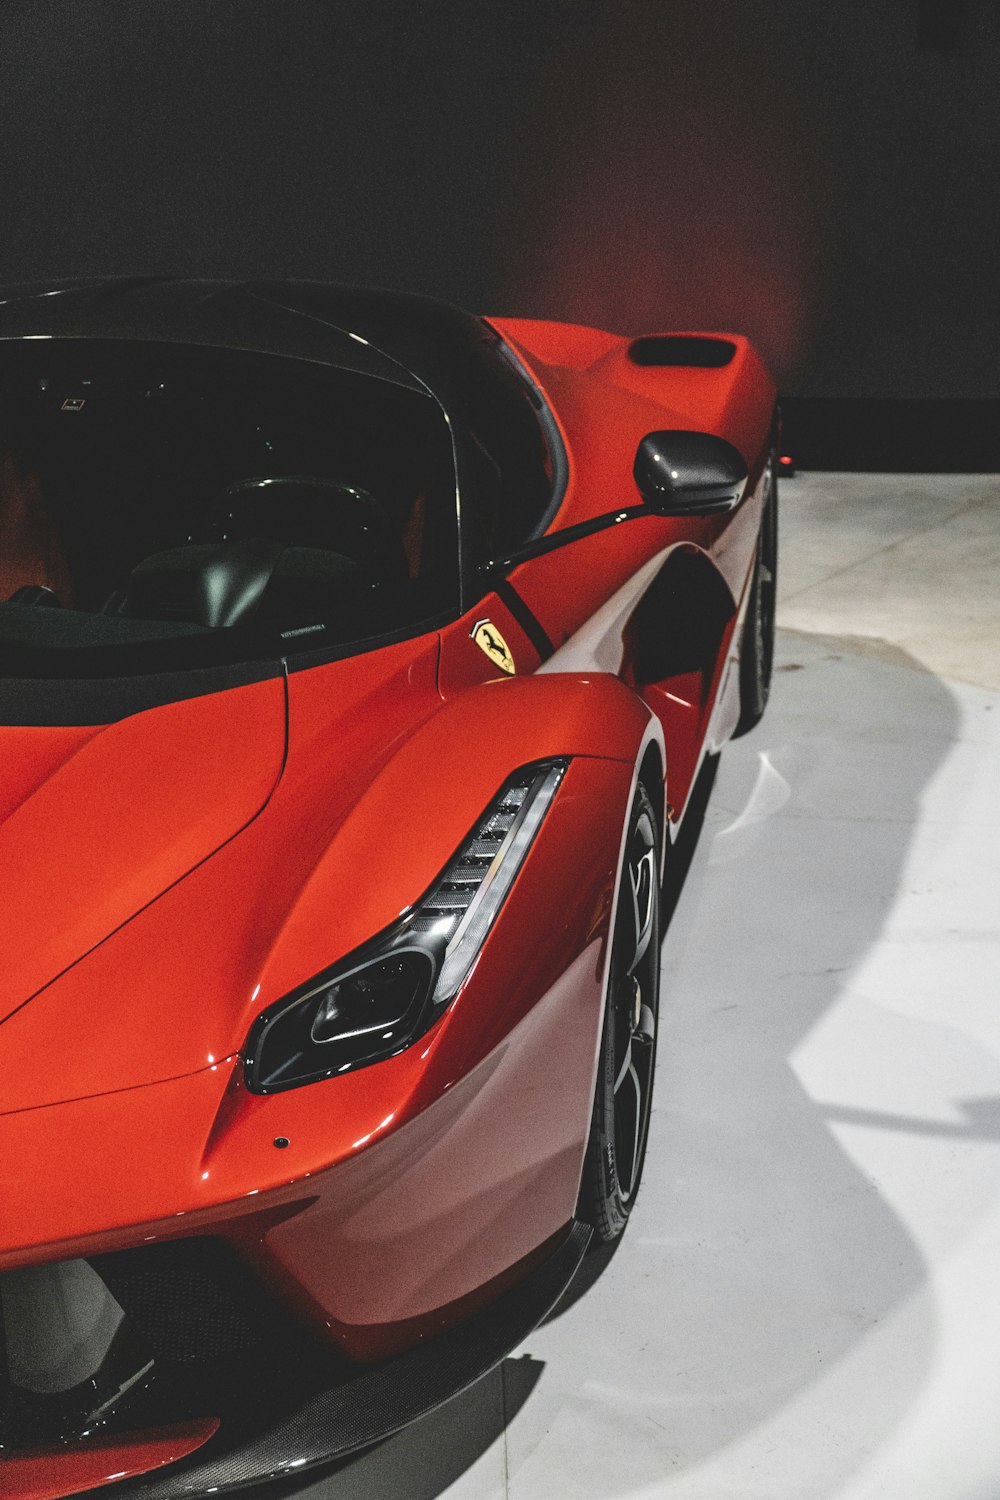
[0,278,493,409]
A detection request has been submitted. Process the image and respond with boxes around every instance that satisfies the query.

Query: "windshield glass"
[0,339,458,679]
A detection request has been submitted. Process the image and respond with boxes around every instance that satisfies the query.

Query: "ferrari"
[0,279,777,1497]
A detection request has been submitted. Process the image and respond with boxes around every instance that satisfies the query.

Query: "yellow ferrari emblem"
[471,618,516,675]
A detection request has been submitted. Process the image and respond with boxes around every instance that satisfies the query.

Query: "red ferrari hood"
[0,676,286,1022]
[0,638,444,1111]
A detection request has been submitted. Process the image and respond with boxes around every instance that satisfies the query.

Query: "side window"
[466,340,564,556]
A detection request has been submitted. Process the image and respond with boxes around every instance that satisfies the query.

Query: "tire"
[578,780,662,1244]
[733,451,778,737]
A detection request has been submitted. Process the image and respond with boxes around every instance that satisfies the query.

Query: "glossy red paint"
[0,677,286,1022]
[0,1419,219,1500]
[0,298,777,1488]
[0,723,102,824]
[233,755,638,1354]
[0,652,653,1110]
[0,637,441,1109]
[0,747,641,1356]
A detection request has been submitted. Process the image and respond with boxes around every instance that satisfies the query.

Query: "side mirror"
[481,429,750,578]
[634,430,748,515]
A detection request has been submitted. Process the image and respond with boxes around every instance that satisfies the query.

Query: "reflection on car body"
[0,279,776,1498]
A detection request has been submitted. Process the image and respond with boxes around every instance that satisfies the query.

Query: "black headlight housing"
[243,759,567,1092]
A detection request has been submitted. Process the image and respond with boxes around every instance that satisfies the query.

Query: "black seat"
[7,584,62,607]
[123,539,285,628]
[118,475,406,634]
[121,538,369,633]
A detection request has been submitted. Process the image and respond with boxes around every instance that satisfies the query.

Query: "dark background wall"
[0,0,997,401]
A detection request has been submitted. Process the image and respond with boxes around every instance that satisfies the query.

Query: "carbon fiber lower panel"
[121,1220,591,1497]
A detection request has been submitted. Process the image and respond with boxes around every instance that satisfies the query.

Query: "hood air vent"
[628,336,736,369]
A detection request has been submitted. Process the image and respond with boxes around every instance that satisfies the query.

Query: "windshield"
[0,339,458,679]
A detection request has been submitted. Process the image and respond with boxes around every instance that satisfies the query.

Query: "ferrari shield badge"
[471,618,516,675]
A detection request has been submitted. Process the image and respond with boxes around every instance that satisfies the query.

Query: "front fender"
[256,670,662,1011]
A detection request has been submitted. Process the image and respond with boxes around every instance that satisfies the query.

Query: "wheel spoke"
[621,1063,643,1198]
[627,844,657,975]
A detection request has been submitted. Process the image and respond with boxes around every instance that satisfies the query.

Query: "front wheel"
[578,780,661,1244]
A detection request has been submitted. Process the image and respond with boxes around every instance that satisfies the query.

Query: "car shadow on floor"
[510,629,969,1499]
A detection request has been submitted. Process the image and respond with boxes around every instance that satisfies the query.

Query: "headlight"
[244,759,567,1092]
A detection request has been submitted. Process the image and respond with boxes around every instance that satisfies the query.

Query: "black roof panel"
[0,279,491,405]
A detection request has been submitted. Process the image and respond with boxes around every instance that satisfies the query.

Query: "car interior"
[0,340,460,672]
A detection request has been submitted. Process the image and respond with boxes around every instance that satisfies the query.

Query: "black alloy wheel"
[579,780,662,1244]
[734,448,778,737]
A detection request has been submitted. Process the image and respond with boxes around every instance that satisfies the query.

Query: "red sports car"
[0,280,776,1498]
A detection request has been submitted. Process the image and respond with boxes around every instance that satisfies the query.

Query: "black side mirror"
[634,431,748,515]
[481,429,751,578]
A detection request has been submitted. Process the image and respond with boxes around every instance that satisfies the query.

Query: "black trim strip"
[122,1222,591,1497]
[0,616,458,727]
[487,504,650,574]
[0,658,285,726]
[494,578,554,662]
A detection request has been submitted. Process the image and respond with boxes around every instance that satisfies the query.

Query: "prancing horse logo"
[471,619,516,675]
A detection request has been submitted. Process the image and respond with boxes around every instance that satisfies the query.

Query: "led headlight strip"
[244,759,568,1092]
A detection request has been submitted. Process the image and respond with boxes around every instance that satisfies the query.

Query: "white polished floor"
[284,473,1000,1500]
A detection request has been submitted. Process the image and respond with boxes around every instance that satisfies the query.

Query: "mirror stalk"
[482,504,649,579]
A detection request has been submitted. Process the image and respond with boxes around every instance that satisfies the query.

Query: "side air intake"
[628,336,736,369]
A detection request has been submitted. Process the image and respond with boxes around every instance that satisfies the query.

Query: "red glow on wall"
[498,0,833,386]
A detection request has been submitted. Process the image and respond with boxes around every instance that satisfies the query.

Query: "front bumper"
[129,1220,589,1498]
[1,1222,590,1499]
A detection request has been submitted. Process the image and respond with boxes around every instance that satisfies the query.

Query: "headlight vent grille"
[413,775,533,932]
